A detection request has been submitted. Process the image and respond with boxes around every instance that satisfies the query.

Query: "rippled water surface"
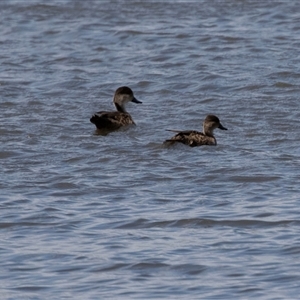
[1,1,300,299]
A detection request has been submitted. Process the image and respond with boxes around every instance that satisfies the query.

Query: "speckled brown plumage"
[90,111,136,131]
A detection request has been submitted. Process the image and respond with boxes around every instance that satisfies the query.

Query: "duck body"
[165,114,227,147]
[90,86,142,132]
[165,130,217,147]
[90,111,135,131]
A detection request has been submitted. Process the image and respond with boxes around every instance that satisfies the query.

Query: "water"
[1,0,300,299]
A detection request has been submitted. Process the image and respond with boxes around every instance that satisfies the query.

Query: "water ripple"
[1,0,300,299]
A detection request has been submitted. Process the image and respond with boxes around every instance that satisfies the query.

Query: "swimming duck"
[164,114,227,147]
[90,86,142,132]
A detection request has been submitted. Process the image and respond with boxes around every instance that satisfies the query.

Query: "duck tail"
[90,114,98,124]
[163,139,177,146]
[165,129,181,133]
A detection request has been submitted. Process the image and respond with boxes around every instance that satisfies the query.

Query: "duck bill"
[218,123,227,130]
[132,97,142,104]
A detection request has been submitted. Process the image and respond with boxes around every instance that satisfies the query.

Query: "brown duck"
[90,86,142,132]
[165,114,227,147]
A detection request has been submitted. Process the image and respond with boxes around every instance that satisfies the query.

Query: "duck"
[164,114,227,147]
[90,86,142,132]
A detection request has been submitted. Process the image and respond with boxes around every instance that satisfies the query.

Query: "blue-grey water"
[1,1,300,299]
